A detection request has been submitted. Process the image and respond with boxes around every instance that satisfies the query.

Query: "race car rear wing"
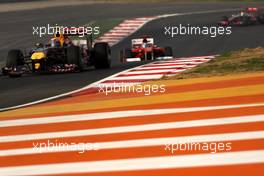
[63,27,93,50]
[246,7,258,12]
[131,38,154,47]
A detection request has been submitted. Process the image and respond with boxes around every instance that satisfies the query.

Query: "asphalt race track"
[0,2,264,109]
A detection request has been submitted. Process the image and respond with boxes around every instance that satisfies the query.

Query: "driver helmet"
[142,38,148,48]
[52,30,64,47]
[35,43,43,48]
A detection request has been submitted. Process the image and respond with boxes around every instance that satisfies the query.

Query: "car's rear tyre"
[146,52,154,60]
[257,15,264,24]
[125,49,133,58]
[222,16,229,21]
[94,42,111,69]
[6,49,24,67]
[66,45,84,71]
[164,47,173,56]
[241,17,252,26]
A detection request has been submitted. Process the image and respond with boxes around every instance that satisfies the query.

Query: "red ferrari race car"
[120,36,173,63]
[219,7,264,26]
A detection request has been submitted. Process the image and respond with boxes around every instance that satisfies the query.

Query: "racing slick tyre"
[66,45,84,71]
[125,49,133,58]
[94,42,111,69]
[164,47,173,56]
[6,49,24,68]
[5,49,24,77]
[119,49,132,63]
[146,52,154,60]
[222,16,228,21]
[241,17,253,26]
[257,15,264,24]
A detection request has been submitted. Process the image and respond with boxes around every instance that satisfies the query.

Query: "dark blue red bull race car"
[2,28,111,77]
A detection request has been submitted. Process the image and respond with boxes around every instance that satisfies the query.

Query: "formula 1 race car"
[219,7,264,26]
[120,36,173,63]
[2,28,111,77]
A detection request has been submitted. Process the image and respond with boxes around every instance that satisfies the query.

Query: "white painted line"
[0,104,263,127]
[176,59,211,61]
[139,65,190,69]
[75,129,262,150]
[0,148,263,175]
[177,56,214,59]
[108,30,132,33]
[99,37,124,40]
[100,35,125,38]
[121,69,179,74]
[116,23,142,26]
[1,131,263,156]
[150,62,207,66]
[168,69,187,73]
[142,63,205,68]
[184,65,199,68]
[110,75,163,80]
[163,57,213,60]
[114,26,138,30]
[145,64,191,68]
[133,66,186,71]
[153,60,209,63]
[1,114,263,143]
[94,82,141,88]
[104,33,129,37]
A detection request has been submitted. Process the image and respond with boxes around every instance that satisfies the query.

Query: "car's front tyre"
[66,45,84,71]
[93,42,111,69]
[6,49,24,68]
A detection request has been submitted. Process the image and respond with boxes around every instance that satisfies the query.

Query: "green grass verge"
[168,47,264,80]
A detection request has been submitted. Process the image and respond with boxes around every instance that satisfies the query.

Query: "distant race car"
[2,28,111,77]
[219,7,264,26]
[120,36,173,63]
